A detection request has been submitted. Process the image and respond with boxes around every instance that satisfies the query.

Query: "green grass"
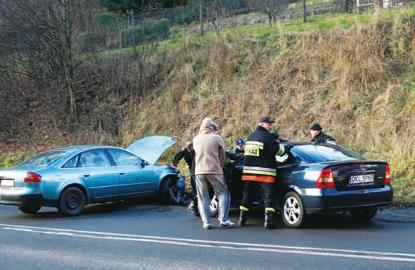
[94,6,415,59]
[0,153,31,169]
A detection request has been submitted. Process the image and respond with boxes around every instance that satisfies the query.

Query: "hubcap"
[66,194,80,210]
[283,196,301,224]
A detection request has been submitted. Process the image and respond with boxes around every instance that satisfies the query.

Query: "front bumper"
[301,186,393,213]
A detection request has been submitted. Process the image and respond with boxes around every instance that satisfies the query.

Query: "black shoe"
[193,209,200,217]
[238,210,248,226]
[264,211,277,229]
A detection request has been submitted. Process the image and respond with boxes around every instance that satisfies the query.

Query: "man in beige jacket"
[193,117,234,230]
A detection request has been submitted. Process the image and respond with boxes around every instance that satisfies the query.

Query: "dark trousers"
[241,180,276,209]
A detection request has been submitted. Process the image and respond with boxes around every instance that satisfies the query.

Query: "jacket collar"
[256,125,270,133]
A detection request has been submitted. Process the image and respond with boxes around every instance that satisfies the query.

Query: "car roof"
[54,145,121,154]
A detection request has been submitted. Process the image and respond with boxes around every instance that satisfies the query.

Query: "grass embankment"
[2,8,415,206]
[121,9,415,206]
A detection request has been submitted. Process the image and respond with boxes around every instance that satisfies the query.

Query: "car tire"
[350,206,378,221]
[18,205,41,214]
[58,187,86,216]
[159,177,178,204]
[281,191,306,228]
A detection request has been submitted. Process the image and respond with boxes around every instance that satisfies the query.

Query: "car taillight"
[316,168,335,189]
[24,172,42,183]
[385,164,391,185]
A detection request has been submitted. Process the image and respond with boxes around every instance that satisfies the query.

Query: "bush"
[79,32,107,52]
[121,18,170,47]
[95,12,122,32]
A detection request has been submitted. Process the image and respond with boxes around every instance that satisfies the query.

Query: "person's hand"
[275,153,289,163]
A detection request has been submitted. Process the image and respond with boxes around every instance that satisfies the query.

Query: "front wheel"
[58,187,86,216]
[18,205,41,214]
[159,177,179,204]
[281,191,306,228]
[350,206,378,221]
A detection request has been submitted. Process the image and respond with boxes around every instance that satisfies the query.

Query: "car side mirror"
[139,159,150,167]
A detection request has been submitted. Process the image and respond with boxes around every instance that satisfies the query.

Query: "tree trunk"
[199,0,205,36]
[61,0,77,121]
[375,0,383,9]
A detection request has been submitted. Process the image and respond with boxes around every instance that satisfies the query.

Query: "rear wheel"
[58,187,86,216]
[350,206,378,221]
[281,191,306,228]
[18,205,41,214]
[159,177,178,204]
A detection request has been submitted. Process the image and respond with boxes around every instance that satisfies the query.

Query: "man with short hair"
[172,142,198,215]
[239,116,287,229]
[193,117,234,230]
[309,123,336,144]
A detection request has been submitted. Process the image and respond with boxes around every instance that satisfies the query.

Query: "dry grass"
[2,11,414,206]
[120,12,415,205]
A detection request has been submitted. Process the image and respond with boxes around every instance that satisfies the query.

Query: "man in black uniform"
[239,116,287,229]
[309,123,336,144]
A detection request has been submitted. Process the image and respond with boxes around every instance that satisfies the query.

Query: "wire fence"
[79,0,415,52]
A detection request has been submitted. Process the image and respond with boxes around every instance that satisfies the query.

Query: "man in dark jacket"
[172,143,198,215]
[309,123,336,144]
[239,116,287,229]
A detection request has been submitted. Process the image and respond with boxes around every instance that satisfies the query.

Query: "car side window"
[79,150,112,168]
[108,149,141,167]
[62,155,79,168]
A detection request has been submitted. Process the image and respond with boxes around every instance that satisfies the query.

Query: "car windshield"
[18,150,68,167]
[291,144,364,163]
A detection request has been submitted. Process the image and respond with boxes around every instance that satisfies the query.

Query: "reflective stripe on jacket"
[242,126,285,183]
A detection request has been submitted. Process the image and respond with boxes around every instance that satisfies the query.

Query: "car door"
[276,150,302,194]
[78,149,119,200]
[107,148,157,198]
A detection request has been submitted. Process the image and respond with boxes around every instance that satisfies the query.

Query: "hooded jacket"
[193,118,225,175]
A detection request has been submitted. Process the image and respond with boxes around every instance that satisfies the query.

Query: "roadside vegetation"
[0,1,414,206]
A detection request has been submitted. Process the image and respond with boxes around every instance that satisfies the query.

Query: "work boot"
[238,206,249,226]
[264,209,277,229]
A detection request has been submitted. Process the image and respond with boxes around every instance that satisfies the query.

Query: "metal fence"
[81,0,415,51]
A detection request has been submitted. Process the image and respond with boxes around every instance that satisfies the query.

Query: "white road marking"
[1,223,415,263]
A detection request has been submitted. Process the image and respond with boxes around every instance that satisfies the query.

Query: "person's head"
[199,117,219,133]
[309,123,322,138]
[258,116,275,132]
[186,142,194,151]
[236,138,245,150]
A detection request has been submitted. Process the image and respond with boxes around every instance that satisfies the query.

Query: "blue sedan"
[222,143,393,228]
[0,136,181,216]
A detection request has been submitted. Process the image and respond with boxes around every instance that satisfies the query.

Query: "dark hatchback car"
[223,143,393,228]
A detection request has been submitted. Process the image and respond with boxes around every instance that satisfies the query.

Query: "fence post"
[303,0,307,23]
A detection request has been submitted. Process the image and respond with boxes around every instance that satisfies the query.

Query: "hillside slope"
[121,11,415,205]
[1,9,414,205]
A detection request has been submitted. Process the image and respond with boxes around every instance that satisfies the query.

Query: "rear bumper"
[301,186,393,213]
[0,193,44,206]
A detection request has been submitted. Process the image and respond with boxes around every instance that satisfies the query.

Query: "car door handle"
[83,173,90,177]
[119,172,125,175]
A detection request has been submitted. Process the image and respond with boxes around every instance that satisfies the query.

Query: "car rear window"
[291,144,364,163]
[18,150,67,167]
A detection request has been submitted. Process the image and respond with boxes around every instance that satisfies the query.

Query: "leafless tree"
[246,0,289,25]
[0,0,82,122]
[199,0,206,35]
[375,0,384,9]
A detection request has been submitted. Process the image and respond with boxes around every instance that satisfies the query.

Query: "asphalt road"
[0,200,414,270]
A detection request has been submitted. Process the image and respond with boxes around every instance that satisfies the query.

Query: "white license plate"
[349,174,374,185]
[0,179,15,187]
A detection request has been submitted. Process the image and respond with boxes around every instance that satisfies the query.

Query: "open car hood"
[126,136,176,164]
